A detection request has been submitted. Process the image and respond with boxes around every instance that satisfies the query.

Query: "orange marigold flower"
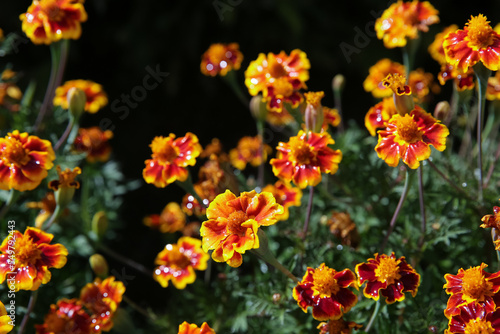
[178,321,215,334]
[262,180,302,221]
[0,70,23,112]
[53,80,108,114]
[266,108,295,126]
[35,298,92,334]
[317,318,362,334]
[200,138,228,162]
[200,43,243,77]
[48,165,81,191]
[264,77,304,113]
[356,253,420,304]
[487,72,500,101]
[200,190,283,268]
[293,263,358,321]
[229,135,272,170]
[74,127,113,163]
[80,276,125,332]
[0,130,55,191]
[481,201,500,230]
[26,192,57,228]
[0,301,13,334]
[363,59,406,98]
[326,212,360,248]
[443,263,500,318]
[144,202,186,233]
[143,132,202,188]
[153,237,209,289]
[438,64,475,91]
[445,303,500,334]
[323,107,341,129]
[0,227,67,291]
[270,130,342,189]
[443,14,500,72]
[375,0,439,49]
[20,0,88,45]
[375,107,449,169]
[365,98,398,136]
[429,25,459,65]
[408,69,438,103]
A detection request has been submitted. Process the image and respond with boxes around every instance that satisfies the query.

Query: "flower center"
[226,211,248,235]
[41,0,65,22]
[461,267,493,302]
[151,138,179,163]
[304,91,324,108]
[291,138,315,165]
[208,44,228,64]
[168,247,192,269]
[374,256,401,285]
[268,58,288,78]
[312,265,340,296]
[394,114,422,143]
[15,236,42,266]
[2,138,29,166]
[271,78,294,97]
[464,318,495,334]
[466,15,495,49]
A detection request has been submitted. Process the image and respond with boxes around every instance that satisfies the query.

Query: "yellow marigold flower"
[270,130,342,189]
[178,321,216,334]
[443,14,500,72]
[0,301,13,334]
[445,303,500,334]
[326,211,360,248]
[480,200,500,230]
[26,192,58,228]
[443,263,500,318]
[266,108,295,126]
[375,107,449,169]
[229,135,272,170]
[356,253,420,304]
[0,227,67,291]
[317,318,362,334]
[200,43,243,77]
[20,0,88,45]
[429,25,459,65]
[143,202,186,233]
[487,71,500,101]
[293,263,358,321]
[375,0,439,49]
[262,180,302,221]
[35,298,93,334]
[153,237,209,289]
[143,132,202,188]
[200,190,283,268]
[408,69,438,103]
[365,97,398,136]
[53,80,108,114]
[363,59,405,98]
[74,127,113,163]
[0,130,55,191]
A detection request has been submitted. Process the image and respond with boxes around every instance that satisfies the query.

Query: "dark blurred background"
[1,0,500,311]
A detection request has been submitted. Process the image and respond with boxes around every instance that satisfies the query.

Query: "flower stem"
[380,169,411,253]
[98,243,153,277]
[302,186,314,241]
[222,70,249,107]
[18,290,38,334]
[42,204,62,231]
[365,299,381,333]
[54,114,76,151]
[0,189,16,223]
[417,165,426,251]
[256,119,265,189]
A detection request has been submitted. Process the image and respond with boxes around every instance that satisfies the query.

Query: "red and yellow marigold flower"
[48,165,81,191]
[438,65,475,91]
[153,237,209,289]
[53,80,108,114]
[144,202,186,233]
[365,98,398,136]
[266,108,295,127]
[481,201,500,230]
[487,72,500,101]
[178,321,216,334]
[356,253,420,304]
[262,180,302,221]
[0,227,67,291]
[443,263,500,318]
[375,0,439,49]
[20,0,88,45]
[429,25,459,65]
[229,135,272,170]
[73,127,113,163]
[408,69,438,103]
[293,263,358,321]
[143,132,202,188]
[263,77,304,113]
[363,59,406,98]
[270,130,342,189]
[443,14,500,72]
[445,303,500,334]
[0,130,55,191]
[26,192,58,228]
[200,190,283,268]
[200,138,228,162]
[375,107,449,169]
[0,301,13,334]
[36,298,93,334]
[200,43,243,77]
[317,318,362,334]
[323,107,341,130]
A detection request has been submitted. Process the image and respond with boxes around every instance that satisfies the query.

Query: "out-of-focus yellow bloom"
[200,43,243,77]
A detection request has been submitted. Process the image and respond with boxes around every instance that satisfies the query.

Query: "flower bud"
[249,95,268,121]
[383,73,414,116]
[92,211,108,239]
[48,166,81,208]
[89,254,109,278]
[67,87,87,118]
[332,74,345,93]
[304,91,325,133]
[433,101,450,122]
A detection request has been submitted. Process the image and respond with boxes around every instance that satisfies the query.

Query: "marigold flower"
[365,98,398,136]
[487,72,500,101]
[143,132,202,188]
[326,212,360,248]
[229,135,272,170]
[323,107,341,129]
[200,138,228,162]
[36,298,93,334]
[317,318,362,334]
[293,263,358,321]
[0,70,23,112]
[266,108,295,126]
[153,237,209,289]
[375,107,449,169]
[26,192,57,228]
[408,69,438,103]
[178,321,216,334]
[445,302,500,334]
[375,0,439,49]
[80,276,125,332]
[356,253,420,304]
[53,80,108,114]
[20,0,88,45]
[481,201,500,230]
[429,25,459,65]
[0,227,67,291]
[264,77,305,113]
[262,180,302,221]
[0,301,13,334]
[443,14,500,72]
[443,263,500,318]
[304,91,325,133]
[363,59,406,98]
[270,130,342,189]
[0,130,55,191]
[73,127,113,163]
[144,202,186,233]
[201,43,243,77]
[200,190,283,268]
[438,64,475,91]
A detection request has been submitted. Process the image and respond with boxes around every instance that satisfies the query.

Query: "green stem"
[222,70,249,107]
[42,204,62,231]
[365,299,381,333]
[98,243,153,277]
[301,186,314,241]
[256,119,265,189]
[427,160,471,200]
[18,290,38,334]
[417,165,426,251]
[54,115,76,151]
[175,173,207,209]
